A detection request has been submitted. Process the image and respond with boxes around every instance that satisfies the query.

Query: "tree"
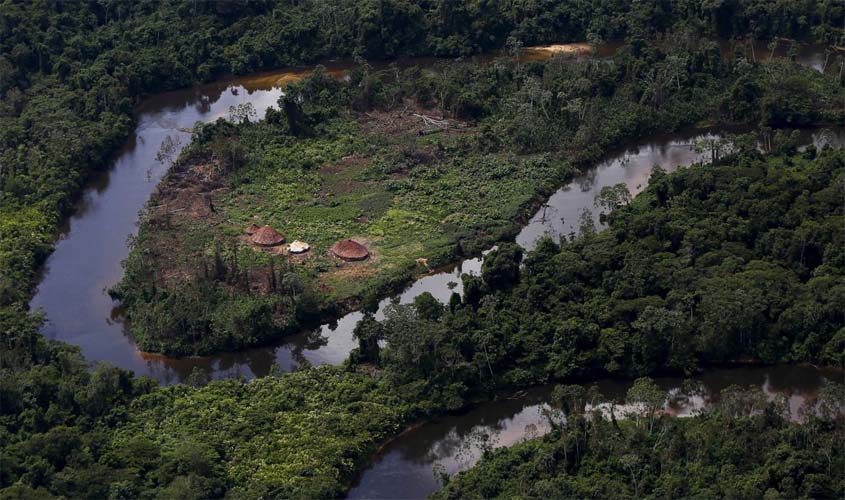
[694,135,733,162]
[352,313,383,365]
[381,303,434,381]
[594,182,632,219]
[632,306,695,373]
[552,384,587,416]
[413,292,444,321]
[625,377,666,433]
[155,135,183,166]
[577,208,596,238]
[718,385,769,418]
[281,94,311,136]
[227,102,256,123]
[481,243,523,289]
[281,272,303,302]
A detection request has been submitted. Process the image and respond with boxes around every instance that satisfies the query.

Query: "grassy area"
[114,103,571,355]
[217,116,564,293]
[108,366,421,499]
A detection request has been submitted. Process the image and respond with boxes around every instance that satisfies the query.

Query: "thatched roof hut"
[289,240,311,254]
[251,225,285,246]
[331,239,369,261]
[244,223,261,235]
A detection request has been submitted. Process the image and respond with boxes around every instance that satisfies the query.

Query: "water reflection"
[30,81,289,382]
[517,127,845,250]
[722,39,844,74]
[347,365,844,500]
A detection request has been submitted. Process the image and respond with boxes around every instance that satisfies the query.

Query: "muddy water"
[347,365,845,499]
[28,42,842,383]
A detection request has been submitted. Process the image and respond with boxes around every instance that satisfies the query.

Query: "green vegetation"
[7,0,842,315]
[117,35,842,355]
[4,0,845,347]
[3,137,844,500]
[113,68,573,355]
[0,356,428,499]
[357,146,845,402]
[433,379,845,499]
[3,2,845,499]
[92,367,425,499]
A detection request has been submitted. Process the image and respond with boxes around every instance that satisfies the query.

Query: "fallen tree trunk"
[413,113,450,129]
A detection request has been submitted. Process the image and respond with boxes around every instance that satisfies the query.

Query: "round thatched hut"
[244,223,261,235]
[331,239,369,261]
[288,240,311,254]
[251,225,285,246]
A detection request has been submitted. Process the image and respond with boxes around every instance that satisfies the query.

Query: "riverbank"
[10,86,845,500]
[336,142,845,496]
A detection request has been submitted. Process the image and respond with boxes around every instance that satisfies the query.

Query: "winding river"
[27,41,845,498]
[29,41,842,383]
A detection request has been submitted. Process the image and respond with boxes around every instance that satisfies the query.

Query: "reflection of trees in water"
[423,425,506,477]
[108,305,125,325]
[428,405,554,480]
[241,348,277,378]
[424,421,503,465]
[665,379,709,416]
[812,128,844,149]
[139,324,337,385]
[450,426,502,469]
[139,83,230,124]
[534,202,565,243]
[397,406,526,466]
[404,396,552,470]
[576,168,598,192]
[286,327,330,369]
[142,357,203,385]
[426,429,473,467]
[155,134,182,166]
[185,86,227,113]
[759,364,832,394]
[140,344,281,385]
[368,367,837,491]
[620,144,643,159]
[195,94,212,114]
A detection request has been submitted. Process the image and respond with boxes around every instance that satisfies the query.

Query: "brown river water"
[26,40,845,499]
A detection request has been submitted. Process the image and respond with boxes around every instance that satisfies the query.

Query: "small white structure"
[289,240,311,254]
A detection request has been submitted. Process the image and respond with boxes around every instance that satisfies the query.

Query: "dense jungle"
[1,1,844,499]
